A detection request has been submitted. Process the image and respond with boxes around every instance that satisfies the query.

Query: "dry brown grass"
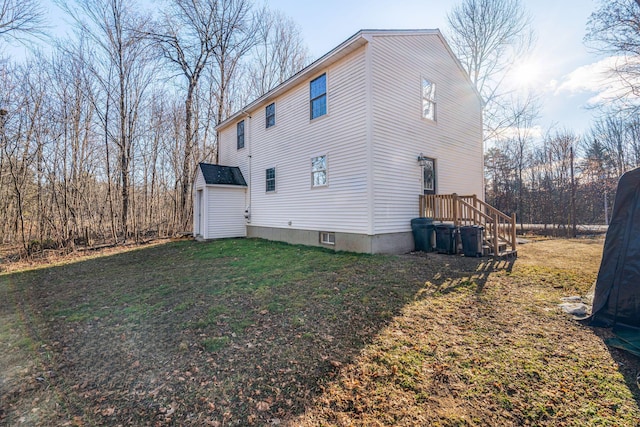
[2,237,639,426]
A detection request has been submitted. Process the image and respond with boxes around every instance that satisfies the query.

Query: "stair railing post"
[452,193,459,227]
[473,194,478,225]
[494,212,499,256]
[511,212,517,251]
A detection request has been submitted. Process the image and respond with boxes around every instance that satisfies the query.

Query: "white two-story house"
[194,29,484,254]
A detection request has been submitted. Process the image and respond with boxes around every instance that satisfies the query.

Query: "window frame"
[265,102,276,128]
[422,157,436,195]
[311,154,327,188]
[310,73,327,120]
[266,167,276,193]
[422,78,437,121]
[320,231,335,246]
[237,120,245,149]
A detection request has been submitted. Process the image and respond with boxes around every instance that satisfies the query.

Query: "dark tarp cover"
[590,167,640,328]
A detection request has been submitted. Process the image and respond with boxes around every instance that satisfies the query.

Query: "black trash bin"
[460,225,484,257]
[411,218,435,252]
[435,223,456,254]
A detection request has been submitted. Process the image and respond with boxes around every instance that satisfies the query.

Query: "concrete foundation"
[246,225,414,254]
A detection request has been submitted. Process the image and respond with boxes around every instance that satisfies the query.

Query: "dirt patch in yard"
[1,237,639,426]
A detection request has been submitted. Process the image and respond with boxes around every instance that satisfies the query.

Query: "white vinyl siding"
[370,34,483,234]
[193,168,247,239]
[214,31,482,243]
[195,168,206,188]
[217,46,369,234]
[219,120,250,211]
[204,186,247,239]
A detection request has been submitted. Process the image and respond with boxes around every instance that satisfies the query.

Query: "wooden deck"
[419,194,517,257]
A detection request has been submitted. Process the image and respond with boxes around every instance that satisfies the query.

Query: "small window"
[237,120,245,149]
[266,102,275,128]
[311,155,327,187]
[320,232,335,245]
[310,74,327,119]
[422,78,436,121]
[266,167,276,192]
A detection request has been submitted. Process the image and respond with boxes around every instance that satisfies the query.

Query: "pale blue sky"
[5,0,605,138]
[268,0,604,138]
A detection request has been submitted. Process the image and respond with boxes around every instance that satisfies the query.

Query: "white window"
[266,167,276,192]
[422,78,436,121]
[266,103,275,128]
[320,232,335,245]
[310,74,327,119]
[311,155,327,187]
[237,120,245,149]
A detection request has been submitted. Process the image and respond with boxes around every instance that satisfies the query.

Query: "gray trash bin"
[411,218,435,252]
[460,225,484,257]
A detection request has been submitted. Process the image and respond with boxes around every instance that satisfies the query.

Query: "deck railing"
[419,194,517,256]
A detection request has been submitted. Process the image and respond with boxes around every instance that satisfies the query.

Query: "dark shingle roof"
[199,163,247,186]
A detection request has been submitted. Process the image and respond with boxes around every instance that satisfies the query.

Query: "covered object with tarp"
[590,167,640,329]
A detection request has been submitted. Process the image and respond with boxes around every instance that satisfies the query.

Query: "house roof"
[199,163,247,186]
[216,29,480,132]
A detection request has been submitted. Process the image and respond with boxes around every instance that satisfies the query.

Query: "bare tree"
[246,7,309,99]
[59,0,155,242]
[586,0,640,111]
[0,0,311,251]
[0,0,45,43]
[504,94,540,227]
[447,0,535,141]
[151,0,256,231]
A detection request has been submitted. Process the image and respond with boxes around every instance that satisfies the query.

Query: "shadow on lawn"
[592,327,640,410]
[418,253,515,296]
[0,240,515,426]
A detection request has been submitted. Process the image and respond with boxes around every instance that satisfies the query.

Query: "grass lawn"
[1,237,639,426]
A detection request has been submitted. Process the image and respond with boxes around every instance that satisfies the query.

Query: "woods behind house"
[1,0,639,254]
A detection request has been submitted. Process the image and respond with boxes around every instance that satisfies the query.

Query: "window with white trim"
[266,102,275,128]
[320,232,335,245]
[266,167,276,192]
[422,78,436,121]
[310,74,327,119]
[311,155,327,187]
[237,120,245,149]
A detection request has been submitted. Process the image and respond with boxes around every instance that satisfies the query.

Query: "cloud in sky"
[495,125,544,142]
[553,56,640,105]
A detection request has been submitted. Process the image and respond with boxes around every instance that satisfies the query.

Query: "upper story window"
[266,102,275,128]
[266,167,276,192]
[311,155,327,187]
[237,120,245,149]
[310,74,327,119]
[422,78,436,121]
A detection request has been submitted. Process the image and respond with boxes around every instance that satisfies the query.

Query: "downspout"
[244,111,252,225]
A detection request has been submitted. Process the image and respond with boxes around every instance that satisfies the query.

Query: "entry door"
[422,157,436,195]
